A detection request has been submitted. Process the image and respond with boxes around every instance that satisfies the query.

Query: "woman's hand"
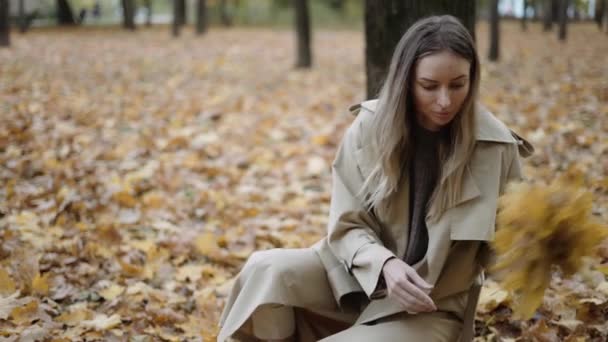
[381,257,437,313]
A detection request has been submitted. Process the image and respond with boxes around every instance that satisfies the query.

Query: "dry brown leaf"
[0,292,25,320]
[81,313,122,331]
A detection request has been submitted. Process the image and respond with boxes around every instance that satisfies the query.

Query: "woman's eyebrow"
[419,75,468,82]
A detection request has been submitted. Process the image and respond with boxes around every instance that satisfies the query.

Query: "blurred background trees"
[0,0,602,33]
[0,0,605,62]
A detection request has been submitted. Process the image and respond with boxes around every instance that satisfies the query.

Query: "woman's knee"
[242,248,323,280]
[243,249,289,276]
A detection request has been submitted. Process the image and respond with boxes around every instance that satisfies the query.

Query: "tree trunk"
[18,0,25,33]
[294,0,312,68]
[0,0,9,47]
[172,0,182,37]
[543,0,552,31]
[593,0,604,29]
[144,0,152,26]
[178,0,186,26]
[196,0,207,35]
[122,0,136,30]
[558,0,567,41]
[532,0,541,20]
[364,0,475,98]
[57,0,76,25]
[552,0,559,23]
[219,0,232,26]
[521,0,528,31]
[603,0,608,33]
[489,0,499,61]
[595,0,603,28]
[328,0,345,11]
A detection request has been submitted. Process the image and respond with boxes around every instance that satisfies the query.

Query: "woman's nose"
[437,90,451,108]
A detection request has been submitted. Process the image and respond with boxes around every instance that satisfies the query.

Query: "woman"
[217,15,533,342]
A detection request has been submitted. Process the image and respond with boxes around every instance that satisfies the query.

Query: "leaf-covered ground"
[0,22,607,341]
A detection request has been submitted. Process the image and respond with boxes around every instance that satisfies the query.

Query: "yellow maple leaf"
[142,191,165,208]
[0,267,16,296]
[98,283,125,301]
[113,191,138,208]
[10,298,39,325]
[55,306,94,326]
[118,259,143,278]
[194,232,221,256]
[311,135,331,146]
[32,273,50,296]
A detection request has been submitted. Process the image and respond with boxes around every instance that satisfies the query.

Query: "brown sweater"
[403,124,444,265]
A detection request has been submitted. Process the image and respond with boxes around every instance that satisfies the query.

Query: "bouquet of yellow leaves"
[491,179,608,319]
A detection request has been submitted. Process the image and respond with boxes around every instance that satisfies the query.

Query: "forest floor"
[1,22,607,341]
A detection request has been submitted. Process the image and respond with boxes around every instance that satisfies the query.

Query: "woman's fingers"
[405,267,434,293]
[389,286,428,313]
[382,259,437,312]
[385,276,425,312]
[387,274,434,311]
[398,279,436,311]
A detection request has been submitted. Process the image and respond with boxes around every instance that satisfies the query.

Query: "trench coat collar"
[352,99,516,144]
[351,99,533,188]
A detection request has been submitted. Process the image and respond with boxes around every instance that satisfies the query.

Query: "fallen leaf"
[81,313,122,331]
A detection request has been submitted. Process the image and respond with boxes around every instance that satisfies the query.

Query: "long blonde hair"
[360,15,480,222]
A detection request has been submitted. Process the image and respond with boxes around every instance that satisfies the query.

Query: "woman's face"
[412,50,471,131]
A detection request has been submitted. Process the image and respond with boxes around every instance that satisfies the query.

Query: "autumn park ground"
[0,21,607,341]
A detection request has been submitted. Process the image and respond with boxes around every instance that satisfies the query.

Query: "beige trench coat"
[218,99,534,341]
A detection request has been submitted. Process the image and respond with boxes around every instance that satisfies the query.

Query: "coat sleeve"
[326,116,396,298]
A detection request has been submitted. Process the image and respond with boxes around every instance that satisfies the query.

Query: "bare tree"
[57,0,76,25]
[18,0,25,32]
[122,0,136,30]
[294,0,312,68]
[543,0,553,31]
[219,0,232,26]
[364,0,475,98]
[489,0,500,61]
[172,0,186,37]
[595,0,604,28]
[558,0,567,41]
[196,0,207,35]
[0,0,9,47]
[603,0,608,33]
[177,0,186,26]
[521,0,528,31]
